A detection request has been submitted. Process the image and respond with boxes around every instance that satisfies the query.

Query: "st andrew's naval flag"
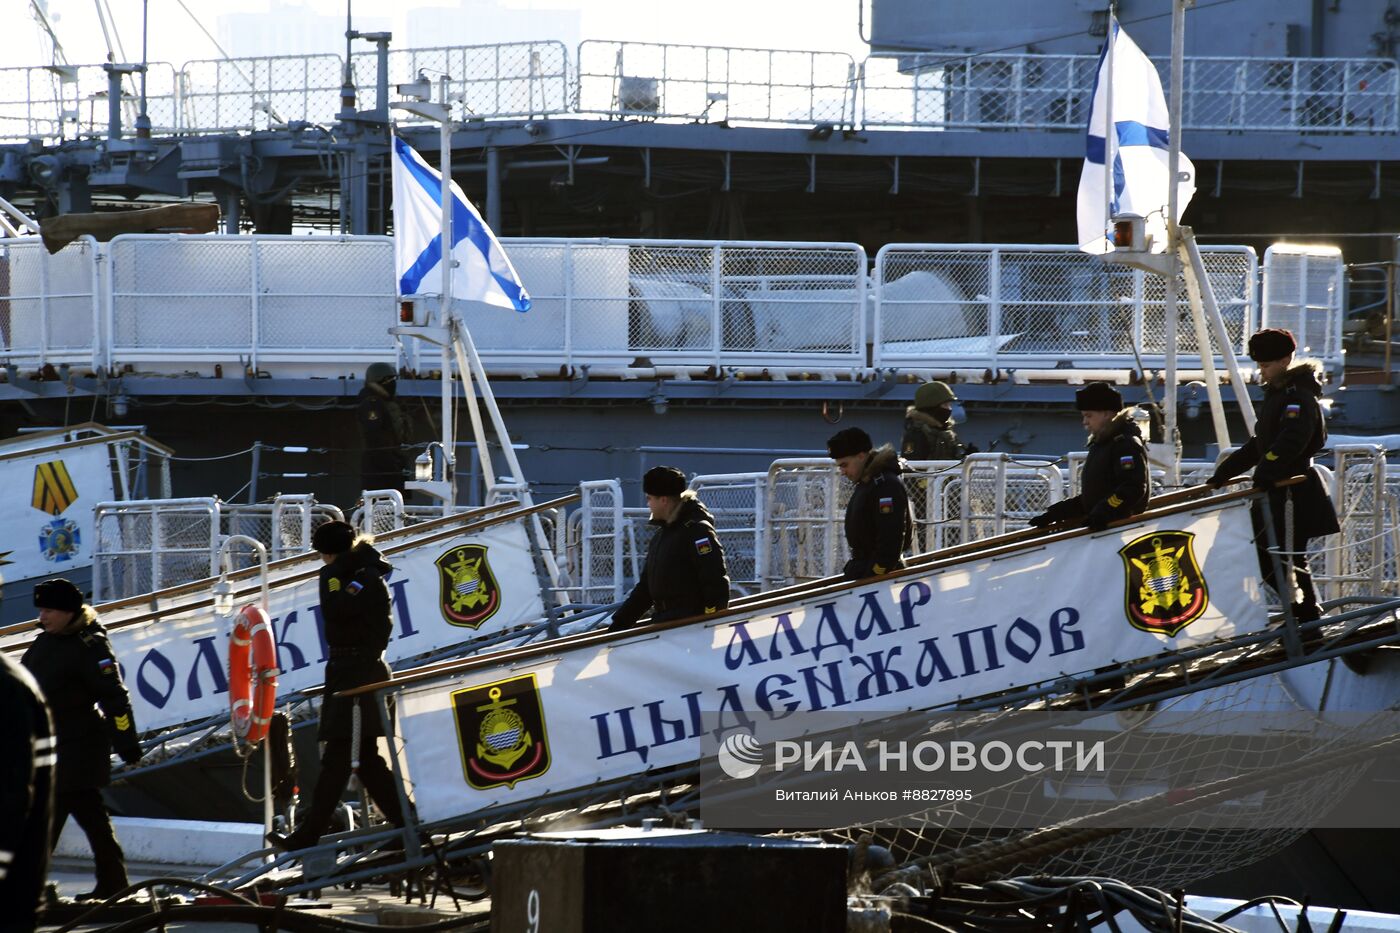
[392,136,531,312]
[1077,17,1195,254]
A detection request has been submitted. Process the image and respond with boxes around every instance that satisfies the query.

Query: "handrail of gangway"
[0,494,578,642]
[346,477,1302,697]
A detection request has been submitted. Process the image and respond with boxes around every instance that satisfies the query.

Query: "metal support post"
[1176,241,1230,449]
[376,691,422,859]
[486,147,502,232]
[1162,0,1189,482]
[1181,227,1257,431]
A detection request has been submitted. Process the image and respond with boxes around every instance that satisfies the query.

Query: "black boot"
[75,883,128,903]
[267,829,319,852]
[1342,652,1372,676]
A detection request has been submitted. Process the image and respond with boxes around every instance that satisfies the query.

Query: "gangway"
[199,479,1400,898]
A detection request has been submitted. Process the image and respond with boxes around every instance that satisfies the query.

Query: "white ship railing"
[1261,244,1346,367]
[87,447,1392,607]
[569,452,1393,608]
[93,493,344,602]
[873,243,1259,370]
[0,235,102,369]
[104,234,399,372]
[3,42,1394,140]
[0,235,1349,376]
[495,238,868,370]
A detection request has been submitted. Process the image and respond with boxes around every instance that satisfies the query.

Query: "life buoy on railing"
[229,604,278,745]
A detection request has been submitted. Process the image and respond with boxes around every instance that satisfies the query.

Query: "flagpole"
[1102,7,1115,246]
[1163,0,1187,475]
[435,74,496,508]
[437,75,457,507]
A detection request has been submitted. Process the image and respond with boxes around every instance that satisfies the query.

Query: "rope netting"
[793,671,1386,891]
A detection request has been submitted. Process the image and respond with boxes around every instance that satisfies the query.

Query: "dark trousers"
[293,736,405,843]
[1252,503,1320,617]
[51,787,127,895]
[0,785,50,933]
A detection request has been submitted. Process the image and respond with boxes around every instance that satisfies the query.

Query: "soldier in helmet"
[901,381,970,461]
[268,521,407,851]
[357,362,413,493]
[1028,382,1150,532]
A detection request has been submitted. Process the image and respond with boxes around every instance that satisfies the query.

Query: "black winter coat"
[1037,411,1151,530]
[318,542,395,740]
[843,445,914,579]
[357,384,411,491]
[611,493,730,629]
[1211,363,1341,544]
[0,653,53,931]
[21,608,140,793]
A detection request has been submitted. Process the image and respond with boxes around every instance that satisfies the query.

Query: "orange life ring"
[229,604,278,744]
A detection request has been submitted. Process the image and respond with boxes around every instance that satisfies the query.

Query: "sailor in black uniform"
[0,652,55,931]
[357,361,412,493]
[829,427,913,579]
[610,467,730,630]
[1028,382,1150,532]
[1208,328,1340,624]
[268,521,407,851]
[21,578,142,903]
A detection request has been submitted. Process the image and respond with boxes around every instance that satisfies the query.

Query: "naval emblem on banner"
[452,673,552,790]
[1119,531,1209,636]
[435,543,501,628]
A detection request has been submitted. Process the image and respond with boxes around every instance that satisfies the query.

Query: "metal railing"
[92,493,345,601]
[178,54,343,135]
[6,42,1394,141]
[0,235,1348,377]
[493,238,867,370]
[575,40,857,125]
[862,52,1399,133]
[0,235,102,368]
[564,451,1396,608]
[93,497,222,602]
[105,234,399,371]
[354,41,571,120]
[1261,244,1345,367]
[0,62,180,140]
[873,243,1259,370]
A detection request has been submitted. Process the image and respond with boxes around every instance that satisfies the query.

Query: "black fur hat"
[1075,382,1123,413]
[827,427,873,459]
[1247,328,1296,362]
[311,520,357,555]
[34,578,84,613]
[642,466,687,498]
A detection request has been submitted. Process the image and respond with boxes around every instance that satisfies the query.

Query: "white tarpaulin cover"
[395,498,1267,824]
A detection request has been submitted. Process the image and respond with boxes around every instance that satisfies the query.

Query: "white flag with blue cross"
[1076,17,1196,254]
[391,135,531,312]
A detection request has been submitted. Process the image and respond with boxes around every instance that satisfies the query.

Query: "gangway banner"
[3,515,545,732]
[393,497,1268,824]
